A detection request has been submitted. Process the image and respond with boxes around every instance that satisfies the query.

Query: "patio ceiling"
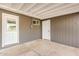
[0,3,79,20]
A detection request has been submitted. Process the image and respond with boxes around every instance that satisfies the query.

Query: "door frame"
[2,13,19,47]
[42,20,51,40]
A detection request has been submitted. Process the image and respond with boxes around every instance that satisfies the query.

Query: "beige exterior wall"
[0,9,41,49]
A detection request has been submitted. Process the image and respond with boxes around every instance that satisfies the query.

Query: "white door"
[42,20,51,40]
[2,13,19,47]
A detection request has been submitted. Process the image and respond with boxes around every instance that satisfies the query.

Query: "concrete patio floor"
[0,39,79,56]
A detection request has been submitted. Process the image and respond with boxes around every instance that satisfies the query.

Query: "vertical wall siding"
[51,13,79,47]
